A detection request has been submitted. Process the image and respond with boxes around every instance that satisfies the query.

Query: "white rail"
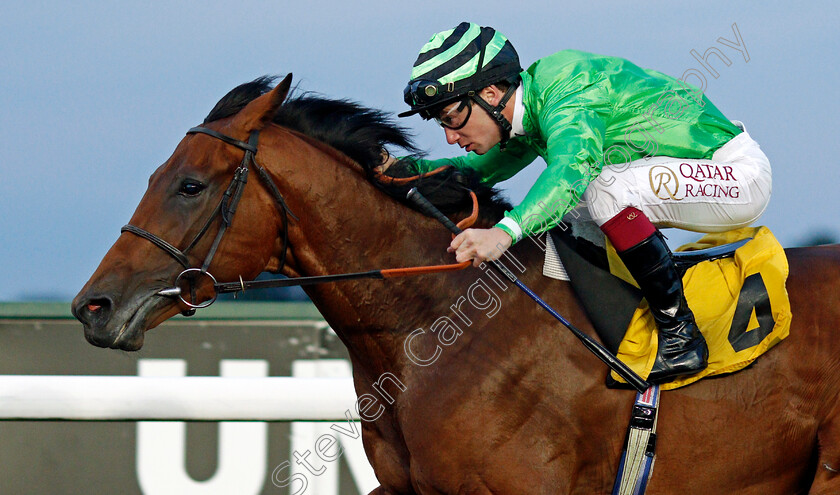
[0,375,358,421]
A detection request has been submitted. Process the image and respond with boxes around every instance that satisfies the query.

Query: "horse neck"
[258,128,469,356]
[259,127,591,381]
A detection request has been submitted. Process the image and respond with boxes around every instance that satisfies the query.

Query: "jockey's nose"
[444,127,460,145]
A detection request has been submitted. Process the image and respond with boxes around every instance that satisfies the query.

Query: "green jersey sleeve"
[409,137,538,183]
[501,82,607,241]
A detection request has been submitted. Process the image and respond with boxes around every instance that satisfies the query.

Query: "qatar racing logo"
[649,165,681,201]
[648,163,742,202]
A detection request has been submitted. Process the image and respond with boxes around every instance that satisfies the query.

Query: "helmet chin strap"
[470,82,518,150]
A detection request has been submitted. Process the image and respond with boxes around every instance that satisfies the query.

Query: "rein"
[122,126,475,314]
[212,190,478,294]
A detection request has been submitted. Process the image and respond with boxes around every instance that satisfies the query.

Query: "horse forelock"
[205,76,513,226]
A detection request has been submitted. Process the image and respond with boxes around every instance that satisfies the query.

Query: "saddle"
[545,221,791,390]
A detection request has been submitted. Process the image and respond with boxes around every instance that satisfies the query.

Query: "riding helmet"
[399,22,522,119]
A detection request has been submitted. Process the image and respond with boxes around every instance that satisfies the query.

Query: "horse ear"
[235,73,293,132]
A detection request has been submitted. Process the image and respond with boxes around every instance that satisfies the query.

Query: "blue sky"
[1,1,837,301]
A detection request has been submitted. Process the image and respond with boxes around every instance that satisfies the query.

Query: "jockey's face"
[436,87,504,155]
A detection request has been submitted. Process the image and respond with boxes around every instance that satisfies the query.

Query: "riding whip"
[406,187,650,393]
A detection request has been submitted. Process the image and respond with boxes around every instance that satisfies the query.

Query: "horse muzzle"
[72,290,165,351]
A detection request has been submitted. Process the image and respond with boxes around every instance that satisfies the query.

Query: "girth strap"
[613,385,660,495]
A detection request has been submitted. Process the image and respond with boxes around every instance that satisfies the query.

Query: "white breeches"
[582,125,772,233]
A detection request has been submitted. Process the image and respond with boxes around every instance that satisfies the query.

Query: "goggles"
[434,98,473,130]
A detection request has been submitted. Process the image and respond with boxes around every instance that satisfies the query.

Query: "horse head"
[72,72,505,353]
[72,75,294,350]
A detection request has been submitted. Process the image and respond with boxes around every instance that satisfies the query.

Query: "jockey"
[391,22,772,384]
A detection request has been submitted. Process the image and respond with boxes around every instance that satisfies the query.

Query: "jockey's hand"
[448,227,513,267]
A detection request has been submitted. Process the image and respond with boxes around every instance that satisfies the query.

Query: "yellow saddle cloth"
[608,226,792,390]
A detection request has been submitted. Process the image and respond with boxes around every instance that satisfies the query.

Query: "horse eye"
[178,180,206,197]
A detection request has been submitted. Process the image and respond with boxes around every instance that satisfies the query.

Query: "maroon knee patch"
[600,207,657,252]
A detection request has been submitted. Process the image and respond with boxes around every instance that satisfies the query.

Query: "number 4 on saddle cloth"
[546,224,792,390]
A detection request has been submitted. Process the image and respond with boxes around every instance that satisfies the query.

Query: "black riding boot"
[618,232,709,383]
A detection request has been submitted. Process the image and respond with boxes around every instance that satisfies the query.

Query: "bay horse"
[73,75,840,494]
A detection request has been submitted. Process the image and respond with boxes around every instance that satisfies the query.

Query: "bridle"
[121,126,297,316]
[121,125,476,316]
[122,125,652,394]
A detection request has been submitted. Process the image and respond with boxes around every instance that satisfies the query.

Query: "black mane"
[205,76,512,220]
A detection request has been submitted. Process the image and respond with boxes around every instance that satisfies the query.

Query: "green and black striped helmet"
[399,22,522,119]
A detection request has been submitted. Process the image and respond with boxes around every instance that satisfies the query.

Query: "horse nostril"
[74,296,113,326]
[86,297,111,313]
